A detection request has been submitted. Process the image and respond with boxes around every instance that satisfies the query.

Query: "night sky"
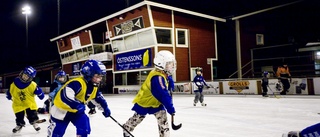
[1,0,319,74]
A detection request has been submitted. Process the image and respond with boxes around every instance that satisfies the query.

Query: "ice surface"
[1,94,320,137]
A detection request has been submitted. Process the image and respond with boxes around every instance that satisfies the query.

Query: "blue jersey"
[193,75,208,91]
[51,77,108,120]
[48,80,63,99]
[6,77,44,113]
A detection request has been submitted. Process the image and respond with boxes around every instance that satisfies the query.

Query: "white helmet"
[154,50,177,75]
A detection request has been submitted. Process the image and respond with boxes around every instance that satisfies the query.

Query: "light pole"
[22,5,31,48]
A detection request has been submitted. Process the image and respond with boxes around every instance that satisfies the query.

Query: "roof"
[50,1,226,42]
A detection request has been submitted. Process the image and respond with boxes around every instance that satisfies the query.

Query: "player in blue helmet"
[6,66,45,133]
[261,71,269,97]
[38,70,68,114]
[47,59,111,137]
[193,67,210,106]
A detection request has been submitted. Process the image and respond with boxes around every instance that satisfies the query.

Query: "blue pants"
[48,112,91,137]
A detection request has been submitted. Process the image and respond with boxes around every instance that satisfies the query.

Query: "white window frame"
[154,27,173,46]
[176,28,189,48]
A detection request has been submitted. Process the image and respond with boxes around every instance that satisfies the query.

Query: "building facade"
[50,1,226,94]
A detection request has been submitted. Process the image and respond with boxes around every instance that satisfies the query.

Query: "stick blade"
[172,122,182,130]
[36,119,47,123]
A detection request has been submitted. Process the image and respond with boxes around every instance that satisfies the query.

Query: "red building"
[50,1,225,94]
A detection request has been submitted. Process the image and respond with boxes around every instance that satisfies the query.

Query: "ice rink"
[1,93,320,137]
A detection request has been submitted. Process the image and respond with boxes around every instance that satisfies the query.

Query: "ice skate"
[33,123,41,131]
[282,131,301,137]
[12,125,24,133]
[201,103,207,106]
[193,103,196,106]
[88,108,96,115]
[263,94,269,97]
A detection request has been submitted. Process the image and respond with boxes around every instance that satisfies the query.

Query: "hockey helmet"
[153,50,177,75]
[195,67,203,73]
[81,59,106,86]
[262,71,269,77]
[55,70,67,84]
[19,66,37,83]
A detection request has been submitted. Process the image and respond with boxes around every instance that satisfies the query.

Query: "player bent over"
[122,50,177,137]
[276,62,291,95]
[47,59,111,137]
[193,67,210,106]
[6,66,45,133]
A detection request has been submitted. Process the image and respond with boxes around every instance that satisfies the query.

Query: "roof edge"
[50,1,226,42]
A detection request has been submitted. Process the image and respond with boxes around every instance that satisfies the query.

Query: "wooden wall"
[58,31,91,53]
[151,6,172,27]
[174,13,216,81]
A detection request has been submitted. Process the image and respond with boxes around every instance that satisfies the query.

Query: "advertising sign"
[72,62,82,76]
[268,78,308,95]
[113,16,144,36]
[115,48,152,71]
[117,86,141,94]
[222,80,258,95]
[172,82,192,94]
[313,78,320,95]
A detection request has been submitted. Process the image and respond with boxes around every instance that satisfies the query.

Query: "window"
[69,51,76,61]
[256,34,264,45]
[75,49,83,59]
[138,29,155,47]
[315,51,320,74]
[110,29,156,52]
[58,39,65,47]
[155,29,172,44]
[88,46,93,55]
[124,34,139,50]
[176,29,188,47]
[115,73,127,86]
[82,47,89,58]
[93,44,104,54]
[61,54,67,63]
[127,72,139,85]
[105,44,112,52]
[114,70,151,86]
[140,70,150,84]
[112,38,125,52]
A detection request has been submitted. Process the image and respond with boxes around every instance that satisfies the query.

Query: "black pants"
[15,108,39,126]
[262,84,268,96]
[87,101,95,109]
[281,79,290,92]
